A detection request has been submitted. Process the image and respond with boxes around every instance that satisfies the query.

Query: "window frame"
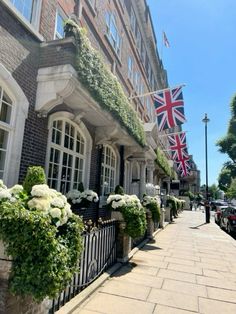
[9,0,42,30]
[54,7,67,39]
[105,11,122,56]
[100,145,117,197]
[47,117,87,194]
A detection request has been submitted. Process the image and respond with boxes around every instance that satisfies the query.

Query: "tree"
[226,178,236,199]
[208,184,219,200]
[217,94,236,162]
[218,163,236,192]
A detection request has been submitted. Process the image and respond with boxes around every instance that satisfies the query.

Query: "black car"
[220,207,236,234]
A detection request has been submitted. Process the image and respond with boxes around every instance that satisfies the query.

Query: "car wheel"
[227,223,231,234]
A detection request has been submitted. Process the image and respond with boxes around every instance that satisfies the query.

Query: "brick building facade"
[0,0,175,213]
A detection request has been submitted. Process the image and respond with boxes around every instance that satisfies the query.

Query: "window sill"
[1,0,44,42]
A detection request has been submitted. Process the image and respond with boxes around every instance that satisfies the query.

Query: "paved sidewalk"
[71,211,236,314]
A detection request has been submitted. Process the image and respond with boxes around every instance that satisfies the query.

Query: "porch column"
[147,163,155,184]
[139,160,146,198]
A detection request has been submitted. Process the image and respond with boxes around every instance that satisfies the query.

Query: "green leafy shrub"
[23,166,46,194]
[142,195,161,222]
[107,194,147,238]
[155,147,172,177]
[121,205,147,239]
[64,20,146,147]
[0,178,83,301]
[114,185,124,195]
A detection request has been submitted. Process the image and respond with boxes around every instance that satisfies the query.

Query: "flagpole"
[160,30,164,61]
[158,130,188,137]
[129,84,186,100]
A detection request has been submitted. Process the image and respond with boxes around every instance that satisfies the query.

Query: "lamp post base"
[205,204,210,223]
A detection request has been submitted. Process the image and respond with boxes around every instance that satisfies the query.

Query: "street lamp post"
[202,113,210,223]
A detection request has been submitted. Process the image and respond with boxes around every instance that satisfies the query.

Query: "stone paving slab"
[73,293,155,314]
[153,304,197,314]
[61,211,236,314]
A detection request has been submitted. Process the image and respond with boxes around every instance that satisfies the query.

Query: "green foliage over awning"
[155,147,174,178]
[64,20,146,147]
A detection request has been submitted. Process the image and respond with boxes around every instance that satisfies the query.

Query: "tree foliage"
[218,163,236,192]
[217,94,236,162]
[226,178,236,199]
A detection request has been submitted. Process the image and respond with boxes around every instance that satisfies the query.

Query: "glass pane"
[63,153,68,165]
[54,149,60,163]
[0,101,12,124]
[0,129,8,149]
[64,135,69,148]
[56,12,65,38]
[0,151,6,171]
[2,91,12,105]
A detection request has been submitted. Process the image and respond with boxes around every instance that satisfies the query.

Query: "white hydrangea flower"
[49,207,62,219]
[0,189,12,200]
[66,190,81,200]
[60,215,68,225]
[0,180,7,189]
[9,184,24,195]
[51,196,65,209]
[56,220,61,227]
[31,184,51,198]
[28,197,51,212]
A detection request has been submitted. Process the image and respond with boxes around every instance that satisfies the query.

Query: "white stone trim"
[0,63,29,186]
[36,65,78,112]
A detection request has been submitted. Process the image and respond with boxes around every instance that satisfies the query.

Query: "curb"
[56,222,170,314]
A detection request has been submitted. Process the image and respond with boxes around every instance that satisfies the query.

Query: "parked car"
[219,207,236,234]
[214,206,228,224]
[211,200,227,211]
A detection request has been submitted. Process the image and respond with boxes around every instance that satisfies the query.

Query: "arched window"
[47,119,86,193]
[101,145,117,196]
[0,87,12,179]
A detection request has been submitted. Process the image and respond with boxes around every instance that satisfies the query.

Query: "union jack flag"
[168,132,187,161]
[176,158,191,177]
[154,86,186,131]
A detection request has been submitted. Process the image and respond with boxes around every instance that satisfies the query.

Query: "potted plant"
[107,193,147,238]
[67,184,99,210]
[142,195,161,224]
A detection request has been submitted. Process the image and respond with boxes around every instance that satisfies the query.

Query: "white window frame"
[105,12,122,56]
[0,63,29,186]
[46,115,90,194]
[100,145,117,197]
[54,7,67,39]
[9,0,42,30]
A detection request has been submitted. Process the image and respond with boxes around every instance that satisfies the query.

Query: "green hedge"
[64,20,146,147]
[155,147,172,177]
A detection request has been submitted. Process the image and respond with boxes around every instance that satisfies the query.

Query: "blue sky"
[147,0,236,186]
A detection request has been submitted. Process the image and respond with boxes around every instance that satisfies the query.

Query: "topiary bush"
[114,185,124,195]
[23,166,46,194]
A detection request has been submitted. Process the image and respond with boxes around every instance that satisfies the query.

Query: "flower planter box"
[111,211,124,221]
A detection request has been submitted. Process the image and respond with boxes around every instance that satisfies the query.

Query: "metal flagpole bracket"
[129,83,186,100]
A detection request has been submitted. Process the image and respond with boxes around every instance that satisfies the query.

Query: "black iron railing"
[49,219,117,313]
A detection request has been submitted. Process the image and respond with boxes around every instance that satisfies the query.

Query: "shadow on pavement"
[141,244,163,251]
[189,223,207,229]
